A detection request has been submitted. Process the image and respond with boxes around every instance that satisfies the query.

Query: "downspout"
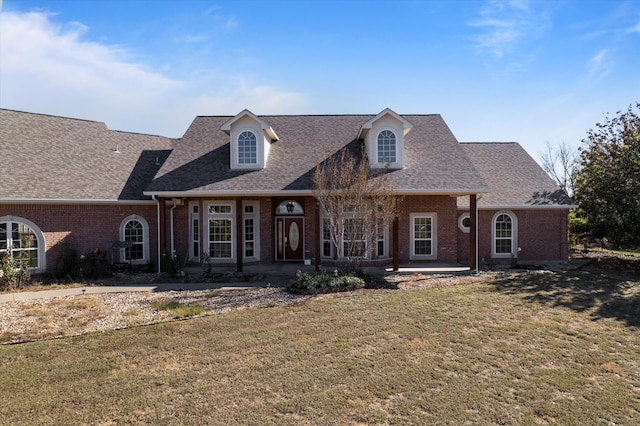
[169,198,183,255]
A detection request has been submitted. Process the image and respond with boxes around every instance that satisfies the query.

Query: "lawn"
[1,270,639,425]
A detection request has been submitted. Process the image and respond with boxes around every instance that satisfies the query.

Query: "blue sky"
[1,0,639,162]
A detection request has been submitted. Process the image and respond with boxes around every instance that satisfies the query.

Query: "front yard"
[1,267,638,424]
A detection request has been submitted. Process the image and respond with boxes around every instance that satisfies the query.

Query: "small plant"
[152,299,204,319]
[0,250,31,291]
[0,234,33,291]
[161,250,182,277]
[287,270,365,295]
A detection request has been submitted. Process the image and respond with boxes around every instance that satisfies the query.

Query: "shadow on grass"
[491,270,640,328]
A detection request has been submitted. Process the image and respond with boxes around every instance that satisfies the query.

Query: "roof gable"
[220,109,279,142]
[147,113,488,195]
[458,142,574,208]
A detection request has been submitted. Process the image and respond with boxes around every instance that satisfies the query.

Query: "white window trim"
[491,210,518,258]
[231,126,266,170]
[0,215,46,273]
[458,212,470,233]
[319,212,389,260]
[119,215,150,264]
[188,201,201,262]
[410,213,437,260]
[243,201,260,261]
[372,127,404,169]
[206,201,236,262]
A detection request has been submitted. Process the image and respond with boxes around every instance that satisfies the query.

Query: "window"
[410,213,437,260]
[119,215,149,263]
[204,201,259,262]
[0,219,42,270]
[208,203,234,259]
[458,213,471,233]
[243,201,259,260]
[189,203,200,261]
[377,130,397,163]
[238,131,257,164]
[320,208,388,260]
[343,217,366,258]
[492,211,517,257]
[322,219,333,258]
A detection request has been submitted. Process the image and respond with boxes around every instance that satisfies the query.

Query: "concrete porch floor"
[186,262,471,277]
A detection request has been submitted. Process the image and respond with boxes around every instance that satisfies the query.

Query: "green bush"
[81,248,111,279]
[287,271,365,295]
[54,245,81,279]
[161,251,182,277]
[0,251,31,291]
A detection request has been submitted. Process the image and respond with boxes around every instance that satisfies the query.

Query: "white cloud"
[588,49,612,80]
[631,21,640,33]
[470,0,547,58]
[0,10,308,137]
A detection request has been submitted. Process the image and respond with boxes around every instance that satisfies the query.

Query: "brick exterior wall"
[0,203,159,273]
[2,200,569,274]
[397,195,459,264]
[458,208,569,264]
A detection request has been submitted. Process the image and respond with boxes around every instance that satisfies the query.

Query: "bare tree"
[540,140,577,195]
[313,147,403,265]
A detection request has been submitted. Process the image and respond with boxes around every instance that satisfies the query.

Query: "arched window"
[120,215,149,263]
[377,130,397,164]
[492,211,517,257]
[0,216,45,272]
[238,131,257,164]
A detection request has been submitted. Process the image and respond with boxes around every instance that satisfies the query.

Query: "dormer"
[357,108,412,169]
[221,109,279,170]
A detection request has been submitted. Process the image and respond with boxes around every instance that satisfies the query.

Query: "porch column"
[470,194,478,271]
[236,197,243,272]
[315,201,321,271]
[392,217,399,271]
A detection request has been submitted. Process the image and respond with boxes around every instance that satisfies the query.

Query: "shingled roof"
[457,142,574,208]
[0,109,174,201]
[146,114,489,195]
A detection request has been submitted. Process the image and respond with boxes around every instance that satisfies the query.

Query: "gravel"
[0,287,311,344]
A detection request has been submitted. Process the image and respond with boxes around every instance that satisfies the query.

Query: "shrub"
[287,270,365,295]
[54,245,81,279]
[81,248,111,279]
[161,250,182,277]
[0,251,31,291]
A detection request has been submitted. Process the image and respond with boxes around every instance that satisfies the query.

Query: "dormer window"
[221,109,279,170]
[377,130,397,164]
[238,131,257,164]
[358,108,412,169]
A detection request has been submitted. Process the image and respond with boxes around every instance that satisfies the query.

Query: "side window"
[377,130,397,164]
[120,215,149,263]
[410,213,437,260]
[492,211,517,257]
[238,131,257,164]
[0,216,45,272]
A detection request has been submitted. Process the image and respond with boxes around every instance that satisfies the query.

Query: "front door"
[276,217,304,261]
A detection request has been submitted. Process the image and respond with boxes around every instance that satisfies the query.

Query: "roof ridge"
[0,108,105,126]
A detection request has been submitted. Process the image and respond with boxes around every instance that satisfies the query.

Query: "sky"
[1,0,639,163]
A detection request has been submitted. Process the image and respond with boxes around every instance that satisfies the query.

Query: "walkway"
[0,262,471,303]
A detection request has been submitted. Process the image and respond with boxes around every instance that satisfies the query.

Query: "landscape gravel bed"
[0,287,311,344]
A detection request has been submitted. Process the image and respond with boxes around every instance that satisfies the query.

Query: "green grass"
[152,299,205,319]
[1,270,639,425]
[573,245,640,257]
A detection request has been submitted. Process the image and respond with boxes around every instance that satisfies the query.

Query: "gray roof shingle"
[146,114,489,194]
[458,142,574,208]
[0,109,174,201]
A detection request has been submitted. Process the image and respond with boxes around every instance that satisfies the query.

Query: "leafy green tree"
[573,102,640,248]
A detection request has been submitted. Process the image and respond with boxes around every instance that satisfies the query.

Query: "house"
[0,108,574,275]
